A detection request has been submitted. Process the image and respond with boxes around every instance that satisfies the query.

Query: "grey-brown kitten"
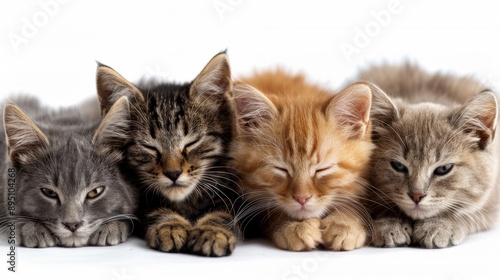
[356,63,499,248]
[0,96,138,247]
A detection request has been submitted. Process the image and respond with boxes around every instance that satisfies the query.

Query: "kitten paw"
[273,219,322,251]
[321,218,367,251]
[146,221,191,252]
[413,218,467,248]
[18,222,58,248]
[187,225,236,257]
[372,217,412,247]
[88,221,130,246]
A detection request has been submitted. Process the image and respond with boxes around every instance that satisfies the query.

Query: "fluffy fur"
[0,96,138,247]
[96,52,241,257]
[231,69,375,251]
[356,63,500,248]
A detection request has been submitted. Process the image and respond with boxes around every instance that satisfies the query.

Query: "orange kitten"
[231,69,374,251]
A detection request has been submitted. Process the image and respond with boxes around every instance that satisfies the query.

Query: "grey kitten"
[357,63,499,248]
[0,96,138,247]
[95,52,241,257]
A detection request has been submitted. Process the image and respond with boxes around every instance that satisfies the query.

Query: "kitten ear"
[451,90,498,148]
[326,82,372,139]
[3,103,49,165]
[232,83,278,134]
[92,96,130,158]
[369,83,400,125]
[190,52,232,99]
[96,62,144,115]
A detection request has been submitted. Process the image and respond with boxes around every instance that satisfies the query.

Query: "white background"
[1,0,500,279]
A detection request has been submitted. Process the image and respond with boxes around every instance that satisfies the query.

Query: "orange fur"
[231,69,374,251]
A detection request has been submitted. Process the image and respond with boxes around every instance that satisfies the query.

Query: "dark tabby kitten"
[95,52,240,256]
[0,96,138,247]
[357,63,499,248]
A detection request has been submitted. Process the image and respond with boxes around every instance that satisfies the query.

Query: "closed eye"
[315,166,335,177]
[184,138,201,150]
[182,138,202,155]
[141,144,160,155]
[272,166,289,177]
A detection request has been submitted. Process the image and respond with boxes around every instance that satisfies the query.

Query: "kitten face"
[126,89,230,202]
[16,141,133,246]
[3,97,136,247]
[232,80,374,220]
[237,112,371,220]
[371,91,498,220]
[96,53,233,203]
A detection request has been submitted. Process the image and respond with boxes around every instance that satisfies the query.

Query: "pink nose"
[408,192,426,204]
[293,195,312,205]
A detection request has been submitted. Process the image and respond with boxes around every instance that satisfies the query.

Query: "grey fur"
[0,96,138,247]
[356,63,500,248]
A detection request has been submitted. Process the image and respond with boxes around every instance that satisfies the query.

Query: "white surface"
[1,230,500,279]
[1,0,500,279]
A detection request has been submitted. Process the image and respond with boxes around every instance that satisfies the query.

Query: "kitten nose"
[164,169,182,182]
[63,222,81,232]
[293,195,312,206]
[408,192,426,204]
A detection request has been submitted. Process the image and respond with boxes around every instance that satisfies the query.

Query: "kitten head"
[3,97,137,247]
[370,86,498,220]
[232,80,374,220]
[96,52,234,202]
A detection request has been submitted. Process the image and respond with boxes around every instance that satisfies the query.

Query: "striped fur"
[231,70,374,251]
[96,52,240,257]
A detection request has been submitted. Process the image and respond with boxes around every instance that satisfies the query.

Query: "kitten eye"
[315,166,334,176]
[184,138,201,150]
[434,164,454,176]
[182,138,201,155]
[41,188,58,199]
[141,144,160,155]
[390,161,408,173]
[273,166,289,176]
[87,186,105,199]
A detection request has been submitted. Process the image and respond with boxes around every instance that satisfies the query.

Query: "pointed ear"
[3,104,49,165]
[451,90,498,148]
[92,96,130,158]
[326,82,373,139]
[96,62,144,116]
[369,82,400,125]
[190,52,232,99]
[232,83,277,134]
